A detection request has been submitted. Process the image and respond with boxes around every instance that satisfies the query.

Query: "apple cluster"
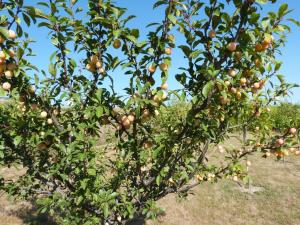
[0,29,17,92]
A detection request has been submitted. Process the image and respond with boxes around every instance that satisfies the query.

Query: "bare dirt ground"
[1,152,300,225]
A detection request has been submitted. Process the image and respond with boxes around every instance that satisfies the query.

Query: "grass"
[146,154,300,225]
[0,141,300,225]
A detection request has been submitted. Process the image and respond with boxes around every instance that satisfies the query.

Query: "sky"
[24,0,300,103]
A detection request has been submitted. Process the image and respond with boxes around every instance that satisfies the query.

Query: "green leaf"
[168,14,177,25]
[76,196,83,205]
[87,169,96,176]
[278,3,288,17]
[153,0,167,9]
[49,63,56,76]
[202,81,214,98]
[0,28,9,39]
[256,0,268,4]
[126,35,137,44]
[156,175,161,186]
[96,107,103,118]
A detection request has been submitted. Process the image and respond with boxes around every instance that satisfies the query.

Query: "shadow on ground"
[16,203,57,225]
[0,196,56,225]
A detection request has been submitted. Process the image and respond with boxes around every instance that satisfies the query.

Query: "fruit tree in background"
[0,0,299,224]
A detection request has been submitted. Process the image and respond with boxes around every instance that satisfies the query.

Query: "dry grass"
[146,154,300,225]
[1,141,300,225]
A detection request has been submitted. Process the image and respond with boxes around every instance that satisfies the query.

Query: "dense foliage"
[0,0,299,224]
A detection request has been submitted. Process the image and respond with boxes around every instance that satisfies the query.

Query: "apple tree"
[0,0,299,224]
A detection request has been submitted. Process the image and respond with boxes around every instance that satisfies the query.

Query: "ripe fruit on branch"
[8,30,17,39]
[255,43,263,52]
[289,147,295,153]
[113,39,121,49]
[228,69,237,77]
[143,141,153,149]
[127,114,135,123]
[8,49,15,58]
[225,80,231,86]
[230,87,237,94]
[259,80,265,88]
[47,118,53,125]
[99,67,106,74]
[0,36,4,43]
[219,96,229,105]
[148,64,156,73]
[161,83,168,90]
[252,82,261,90]
[227,42,237,52]
[283,150,289,156]
[0,51,6,60]
[235,51,242,61]
[121,117,131,129]
[40,111,48,118]
[117,114,126,123]
[53,109,59,116]
[236,91,242,100]
[208,29,216,38]
[275,138,284,147]
[95,61,102,69]
[29,85,36,94]
[86,63,96,72]
[254,111,261,117]
[164,47,172,55]
[263,35,273,45]
[142,109,150,118]
[2,82,11,91]
[217,145,225,153]
[141,109,151,122]
[4,70,13,79]
[262,43,269,50]
[153,95,161,103]
[239,77,247,86]
[90,55,98,64]
[289,128,297,135]
[159,63,168,72]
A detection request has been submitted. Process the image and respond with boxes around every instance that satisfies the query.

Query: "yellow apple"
[164,47,172,55]
[8,30,17,39]
[208,29,216,38]
[40,111,48,118]
[148,64,156,73]
[159,63,168,72]
[227,42,237,52]
[113,39,121,49]
[2,82,11,91]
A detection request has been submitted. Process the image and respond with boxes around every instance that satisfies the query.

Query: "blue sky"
[26,0,300,102]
